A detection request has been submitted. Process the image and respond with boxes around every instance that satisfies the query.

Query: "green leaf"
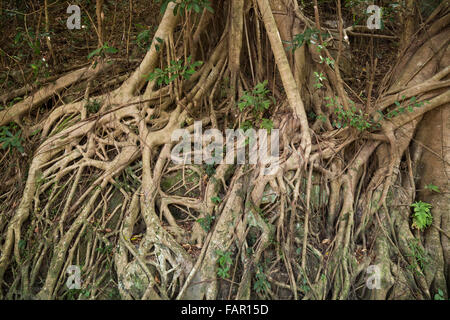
[87,47,102,59]
[260,118,274,132]
[104,46,118,54]
[211,196,221,204]
[158,0,172,14]
[411,201,433,231]
[424,183,440,193]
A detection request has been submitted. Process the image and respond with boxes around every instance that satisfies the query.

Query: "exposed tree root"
[0,0,449,300]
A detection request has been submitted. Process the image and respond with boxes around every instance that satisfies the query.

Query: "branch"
[0,63,108,127]
[256,0,311,161]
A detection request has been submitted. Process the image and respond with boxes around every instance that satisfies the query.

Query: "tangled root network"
[0,0,449,300]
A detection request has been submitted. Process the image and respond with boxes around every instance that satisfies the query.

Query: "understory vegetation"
[0,0,449,300]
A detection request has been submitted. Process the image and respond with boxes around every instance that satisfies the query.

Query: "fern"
[411,201,433,231]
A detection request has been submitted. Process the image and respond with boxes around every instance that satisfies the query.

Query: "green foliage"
[135,24,163,51]
[286,28,329,52]
[85,100,101,114]
[211,196,221,204]
[0,123,24,153]
[434,289,445,300]
[216,250,233,279]
[317,114,327,122]
[253,265,271,294]
[260,118,274,133]
[107,287,121,300]
[319,55,334,67]
[136,24,152,50]
[410,201,432,231]
[30,59,49,80]
[96,245,113,255]
[18,239,26,251]
[407,239,429,275]
[157,0,214,15]
[204,163,216,177]
[146,56,202,85]
[154,37,164,52]
[424,183,440,193]
[197,214,215,232]
[299,277,310,293]
[383,96,428,119]
[13,27,44,55]
[12,27,49,80]
[326,97,372,131]
[237,81,273,113]
[240,120,253,131]
[313,71,326,89]
[0,98,23,112]
[87,43,118,60]
[237,81,275,131]
[66,287,91,300]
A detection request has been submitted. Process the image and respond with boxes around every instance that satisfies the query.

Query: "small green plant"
[157,0,214,15]
[424,183,440,193]
[13,27,44,55]
[286,28,329,52]
[85,100,101,114]
[135,24,163,51]
[87,43,118,60]
[384,96,428,119]
[211,196,221,204]
[0,124,24,153]
[407,239,429,275]
[434,289,445,300]
[146,56,202,85]
[197,214,215,232]
[319,55,335,67]
[136,24,152,50]
[317,114,327,122]
[326,97,372,131]
[240,120,253,131]
[238,81,273,113]
[260,118,274,132]
[216,250,233,279]
[237,81,275,130]
[66,287,91,300]
[313,71,326,89]
[30,58,49,80]
[204,163,216,177]
[300,277,311,293]
[96,245,113,255]
[410,201,432,231]
[18,239,27,252]
[254,265,271,294]
[107,287,121,300]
